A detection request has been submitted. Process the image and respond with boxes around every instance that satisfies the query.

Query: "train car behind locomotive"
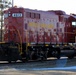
[1,7,76,62]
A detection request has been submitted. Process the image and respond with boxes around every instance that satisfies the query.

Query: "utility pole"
[0,0,13,42]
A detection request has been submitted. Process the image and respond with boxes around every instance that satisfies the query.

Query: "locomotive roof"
[5,7,72,19]
[8,7,67,15]
[24,8,67,15]
[24,8,56,15]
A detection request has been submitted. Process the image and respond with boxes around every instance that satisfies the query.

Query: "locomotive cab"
[2,7,25,62]
[4,7,24,43]
[68,15,76,43]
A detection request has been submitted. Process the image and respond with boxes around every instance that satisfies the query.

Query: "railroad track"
[0,57,76,70]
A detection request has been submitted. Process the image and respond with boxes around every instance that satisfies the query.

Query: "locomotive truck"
[0,7,76,62]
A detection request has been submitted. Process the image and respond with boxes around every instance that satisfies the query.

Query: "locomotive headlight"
[8,11,11,16]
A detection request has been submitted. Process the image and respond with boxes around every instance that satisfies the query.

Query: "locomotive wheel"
[37,51,47,61]
[21,58,26,62]
[21,52,30,62]
[21,56,29,62]
[52,49,60,59]
[68,55,74,59]
[8,60,11,63]
[52,50,58,56]
[42,51,47,60]
[31,51,38,60]
[29,51,47,61]
[57,55,60,59]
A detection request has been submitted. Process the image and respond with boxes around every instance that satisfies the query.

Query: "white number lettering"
[12,13,22,17]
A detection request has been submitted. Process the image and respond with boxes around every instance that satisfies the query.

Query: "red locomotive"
[1,7,76,62]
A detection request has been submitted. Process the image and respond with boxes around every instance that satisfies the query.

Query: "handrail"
[16,29,23,55]
[11,26,23,55]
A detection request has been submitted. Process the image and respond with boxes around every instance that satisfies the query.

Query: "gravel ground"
[0,70,76,75]
[0,58,76,75]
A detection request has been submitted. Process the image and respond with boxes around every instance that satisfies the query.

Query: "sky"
[14,0,76,14]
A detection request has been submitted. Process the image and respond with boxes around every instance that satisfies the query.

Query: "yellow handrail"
[26,30,28,52]
[16,29,23,55]
[10,25,23,55]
